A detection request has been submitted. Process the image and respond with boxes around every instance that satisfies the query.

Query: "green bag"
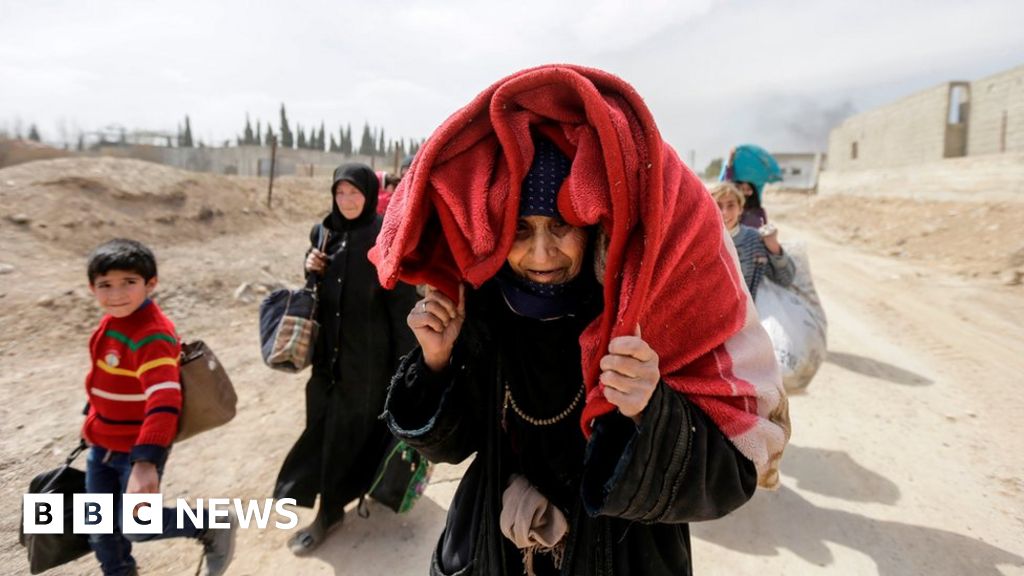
[367,439,432,514]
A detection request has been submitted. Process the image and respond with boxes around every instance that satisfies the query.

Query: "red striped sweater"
[82,300,181,465]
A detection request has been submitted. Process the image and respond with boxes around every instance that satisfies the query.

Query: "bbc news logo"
[23,495,298,534]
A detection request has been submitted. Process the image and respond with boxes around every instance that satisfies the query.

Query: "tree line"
[6,107,423,159]
[174,104,422,158]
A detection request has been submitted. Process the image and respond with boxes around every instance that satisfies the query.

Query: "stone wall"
[967,64,1024,156]
[92,145,401,177]
[827,84,953,171]
[826,64,1024,173]
[817,153,1024,202]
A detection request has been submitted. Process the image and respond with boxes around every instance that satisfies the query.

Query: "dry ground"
[1,158,1022,575]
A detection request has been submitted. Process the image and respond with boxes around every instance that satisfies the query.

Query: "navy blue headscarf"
[495,135,595,320]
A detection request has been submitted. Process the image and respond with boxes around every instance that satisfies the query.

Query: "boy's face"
[715,194,743,230]
[90,270,157,318]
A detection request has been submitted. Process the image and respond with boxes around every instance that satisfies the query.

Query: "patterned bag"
[259,226,328,372]
[368,438,432,514]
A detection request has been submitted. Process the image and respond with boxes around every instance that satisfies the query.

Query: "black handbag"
[18,441,92,574]
[259,225,328,372]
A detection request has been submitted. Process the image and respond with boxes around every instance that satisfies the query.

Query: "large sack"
[756,242,827,391]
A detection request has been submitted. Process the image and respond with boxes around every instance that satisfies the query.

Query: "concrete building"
[820,63,1024,201]
[967,65,1024,156]
[827,64,1024,171]
[771,152,825,189]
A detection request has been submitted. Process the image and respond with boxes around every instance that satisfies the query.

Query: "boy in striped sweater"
[83,239,234,576]
[711,182,795,301]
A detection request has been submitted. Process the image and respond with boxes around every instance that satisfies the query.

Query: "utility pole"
[267,135,278,208]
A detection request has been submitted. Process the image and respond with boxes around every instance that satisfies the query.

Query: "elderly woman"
[373,65,788,576]
[383,136,760,575]
[274,162,418,555]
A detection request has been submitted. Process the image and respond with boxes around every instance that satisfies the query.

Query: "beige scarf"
[499,474,569,575]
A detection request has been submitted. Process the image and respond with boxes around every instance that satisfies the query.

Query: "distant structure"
[820,63,1023,200]
[771,152,826,189]
[91,145,402,178]
[87,125,176,148]
[828,64,1024,170]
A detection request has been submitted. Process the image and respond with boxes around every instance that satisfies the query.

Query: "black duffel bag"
[19,441,92,574]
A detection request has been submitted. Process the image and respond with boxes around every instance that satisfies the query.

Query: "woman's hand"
[599,325,660,424]
[305,248,328,274]
[408,285,465,373]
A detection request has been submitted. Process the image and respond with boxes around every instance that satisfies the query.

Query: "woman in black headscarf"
[274,162,419,554]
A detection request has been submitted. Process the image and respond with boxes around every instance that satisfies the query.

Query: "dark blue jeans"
[85,446,207,576]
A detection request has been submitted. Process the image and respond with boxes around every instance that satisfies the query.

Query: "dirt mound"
[0,156,325,259]
[0,137,72,169]
[0,157,332,364]
[771,193,1024,282]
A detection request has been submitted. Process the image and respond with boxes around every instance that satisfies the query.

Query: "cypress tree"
[343,124,353,155]
[359,123,374,155]
[279,104,293,148]
[243,114,254,145]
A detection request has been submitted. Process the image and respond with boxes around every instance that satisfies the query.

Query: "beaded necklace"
[503,381,585,427]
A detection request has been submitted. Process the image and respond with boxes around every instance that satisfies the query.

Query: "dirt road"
[2,165,1022,575]
[691,212,1024,575]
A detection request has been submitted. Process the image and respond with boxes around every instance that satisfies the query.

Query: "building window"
[851,142,858,160]
[948,84,969,124]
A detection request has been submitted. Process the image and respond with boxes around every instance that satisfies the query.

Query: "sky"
[2,0,1022,170]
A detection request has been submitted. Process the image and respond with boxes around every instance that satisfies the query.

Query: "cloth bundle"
[500,474,568,576]
[369,64,789,486]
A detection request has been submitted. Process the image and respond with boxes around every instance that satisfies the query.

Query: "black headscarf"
[328,163,379,232]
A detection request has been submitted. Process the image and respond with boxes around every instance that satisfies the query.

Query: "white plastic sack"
[755,242,828,391]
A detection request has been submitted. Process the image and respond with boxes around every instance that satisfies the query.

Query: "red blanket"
[370,64,789,486]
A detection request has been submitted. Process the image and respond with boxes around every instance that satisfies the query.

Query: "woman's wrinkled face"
[507,215,587,284]
[334,181,366,220]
